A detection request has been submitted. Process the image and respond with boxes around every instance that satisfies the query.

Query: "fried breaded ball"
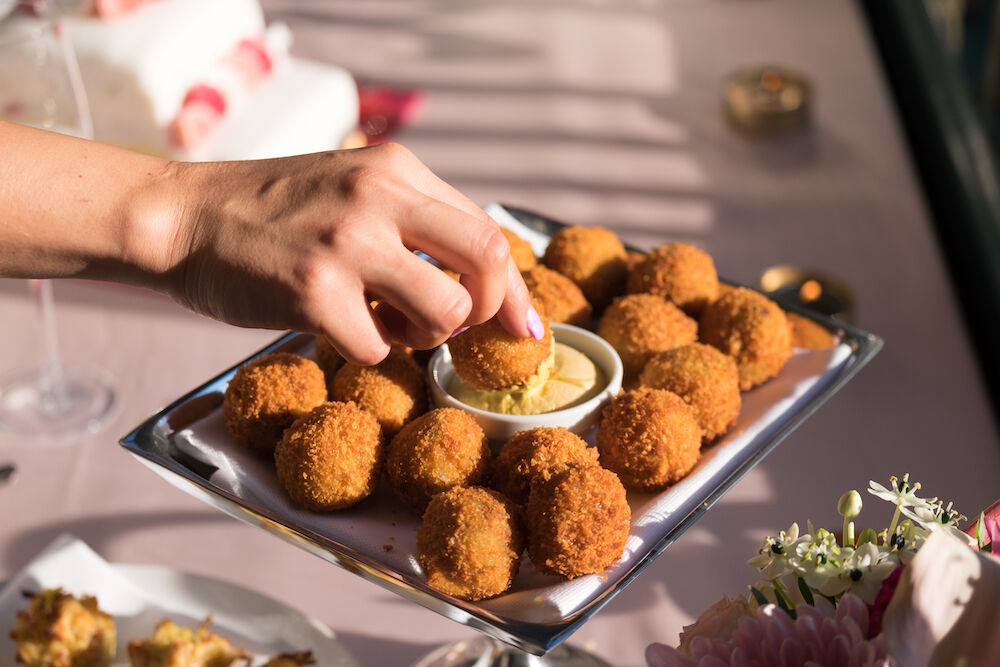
[491,427,599,512]
[10,589,115,667]
[330,347,428,437]
[625,249,646,273]
[448,306,553,391]
[274,401,384,511]
[699,287,794,390]
[417,486,524,600]
[313,335,345,381]
[525,465,630,579]
[521,265,592,328]
[223,352,327,456]
[541,225,627,310]
[262,652,315,667]
[126,618,247,667]
[501,227,538,272]
[596,388,702,491]
[597,294,698,381]
[385,407,491,514]
[639,343,741,443]
[627,242,720,317]
[786,311,837,350]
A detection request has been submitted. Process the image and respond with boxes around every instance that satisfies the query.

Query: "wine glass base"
[412,636,613,667]
[0,365,117,440]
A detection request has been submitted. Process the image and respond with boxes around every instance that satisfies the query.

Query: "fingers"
[493,256,536,340]
[315,291,391,366]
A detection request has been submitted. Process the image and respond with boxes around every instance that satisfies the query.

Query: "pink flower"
[867,565,904,637]
[963,497,1000,550]
[647,594,893,667]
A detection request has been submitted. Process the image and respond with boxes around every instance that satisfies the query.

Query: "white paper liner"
[151,207,854,625]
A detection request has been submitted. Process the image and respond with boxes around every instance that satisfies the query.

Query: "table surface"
[2,1,999,665]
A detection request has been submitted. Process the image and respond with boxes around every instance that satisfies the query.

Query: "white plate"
[0,534,359,667]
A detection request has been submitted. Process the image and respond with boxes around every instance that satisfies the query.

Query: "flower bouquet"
[646,475,1000,666]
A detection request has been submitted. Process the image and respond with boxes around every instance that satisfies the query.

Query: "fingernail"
[449,326,470,338]
[526,305,545,340]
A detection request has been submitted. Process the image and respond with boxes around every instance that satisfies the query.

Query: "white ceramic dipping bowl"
[428,323,624,442]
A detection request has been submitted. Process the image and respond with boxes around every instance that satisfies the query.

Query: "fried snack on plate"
[596,294,698,382]
[312,335,345,381]
[330,347,427,437]
[448,304,553,391]
[261,651,315,667]
[699,287,793,390]
[491,427,599,513]
[786,311,837,350]
[627,242,720,318]
[385,407,491,514]
[417,486,524,601]
[126,618,247,667]
[274,401,384,511]
[500,227,538,272]
[521,265,592,328]
[525,465,630,579]
[625,249,646,273]
[639,343,742,443]
[10,588,115,667]
[596,388,702,492]
[223,353,327,456]
[541,225,628,310]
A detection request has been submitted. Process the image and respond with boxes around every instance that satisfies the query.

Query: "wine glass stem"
[32,279,67,409]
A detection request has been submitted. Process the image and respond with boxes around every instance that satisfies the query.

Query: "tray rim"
[119,203,884,656]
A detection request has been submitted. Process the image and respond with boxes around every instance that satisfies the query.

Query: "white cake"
[38,0,359,160]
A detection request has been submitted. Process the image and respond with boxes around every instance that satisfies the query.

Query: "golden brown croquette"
[223,352,327,456]
[417,486,524,601]
[313,335,345,381]
[501,227,538,272]
[541,225,628,310]
[596,388,702,491]
[525,465,630,578]
[11,588,116,667]
[699,287,793,390]
[491,427,600,512]
[596,294,698,381]
[448,306,553,391]
[625,249,646,273]
[786,311,837,350]
[274,401,384,511]
[330,347,428,437]
[639,343,741,443]
[627,242,720,317]
[385,407,491,514]
[521,265,593,328]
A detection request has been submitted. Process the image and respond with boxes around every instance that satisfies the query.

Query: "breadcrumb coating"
[223,352,327,456]
[418,486,524,600]
[627,242,719,317]
[330,347,428,437]
[386,408,491,514]
[448,307,553,391]
[313,335,345,381]
[541,225,627,310]
[699,287,793,390]
[525,465,630,578]
[521,265,592,328]
[596,388,702,491]
[491,427,599,513]
[597,294,698,381]
[274,401,384,511]
[639,343,741,443]
[786,311,837,350]
[501,227,538,272]
[10,588,115,667]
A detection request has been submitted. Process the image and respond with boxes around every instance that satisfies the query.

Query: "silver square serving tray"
[120,204,883,656]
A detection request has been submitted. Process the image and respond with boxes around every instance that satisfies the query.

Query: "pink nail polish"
[526,306,544,340]
[450,326,470,338]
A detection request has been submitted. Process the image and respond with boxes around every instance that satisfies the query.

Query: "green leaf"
[978,513,988,550]
[749,585,769,607]
[857,527,879,546]
[797,576,815,606]
[773,587,797,619]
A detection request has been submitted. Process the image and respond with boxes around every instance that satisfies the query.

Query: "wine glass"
[0,1,117,439]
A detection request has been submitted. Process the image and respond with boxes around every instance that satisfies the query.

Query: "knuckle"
[344,340,389,366]
[339,165,384,201]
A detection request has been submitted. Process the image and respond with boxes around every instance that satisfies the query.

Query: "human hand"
[157,142,536,365]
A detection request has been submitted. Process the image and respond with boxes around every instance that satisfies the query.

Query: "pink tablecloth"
[2,2,999,665]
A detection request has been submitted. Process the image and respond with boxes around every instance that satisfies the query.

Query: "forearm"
[0,121,187,289]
